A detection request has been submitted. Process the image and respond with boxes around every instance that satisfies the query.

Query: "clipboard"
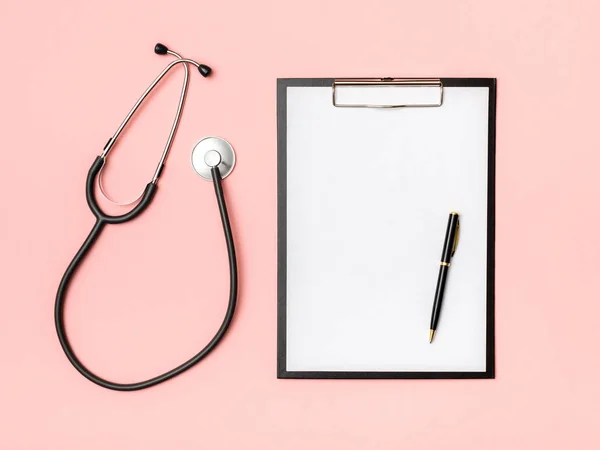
[277,78,496,379]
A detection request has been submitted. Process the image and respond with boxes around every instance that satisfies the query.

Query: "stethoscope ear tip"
[154,43,169,55]
[198,64,212,77]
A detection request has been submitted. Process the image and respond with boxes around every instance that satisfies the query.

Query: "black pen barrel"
[430,265,449,330]
[441,213,460,263]
[430,212,460,338]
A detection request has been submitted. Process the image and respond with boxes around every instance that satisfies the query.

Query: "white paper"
[285,85,490,372]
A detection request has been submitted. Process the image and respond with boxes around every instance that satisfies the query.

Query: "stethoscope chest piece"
[191,136,236,180]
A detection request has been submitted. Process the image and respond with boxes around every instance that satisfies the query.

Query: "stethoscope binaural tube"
[98,44,210,205]
[54,44,238,391]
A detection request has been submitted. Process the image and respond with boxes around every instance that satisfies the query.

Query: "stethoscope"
[54,43,238,391]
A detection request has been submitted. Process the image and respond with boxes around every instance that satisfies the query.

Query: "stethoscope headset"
[55,43,238,391]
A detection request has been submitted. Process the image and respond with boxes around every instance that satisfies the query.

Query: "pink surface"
[1,0,599,448]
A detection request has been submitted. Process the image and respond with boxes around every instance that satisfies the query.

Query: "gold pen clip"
[451,215,460,256]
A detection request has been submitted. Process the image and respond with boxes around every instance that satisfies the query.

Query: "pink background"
[1,0,599,448]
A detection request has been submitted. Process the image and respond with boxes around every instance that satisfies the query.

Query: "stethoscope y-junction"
[54,43,237,391]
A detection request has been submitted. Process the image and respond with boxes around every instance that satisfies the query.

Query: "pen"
[429,212,460,343]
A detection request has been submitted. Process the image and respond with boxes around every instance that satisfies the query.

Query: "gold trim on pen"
[429,329,436,343]
[440,262,450,267]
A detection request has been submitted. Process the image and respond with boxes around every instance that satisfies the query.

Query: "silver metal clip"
[332,78,444,108]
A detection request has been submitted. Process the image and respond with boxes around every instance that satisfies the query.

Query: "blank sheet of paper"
[280,80,494,376]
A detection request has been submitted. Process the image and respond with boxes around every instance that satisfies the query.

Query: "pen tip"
[429,329,435,343]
